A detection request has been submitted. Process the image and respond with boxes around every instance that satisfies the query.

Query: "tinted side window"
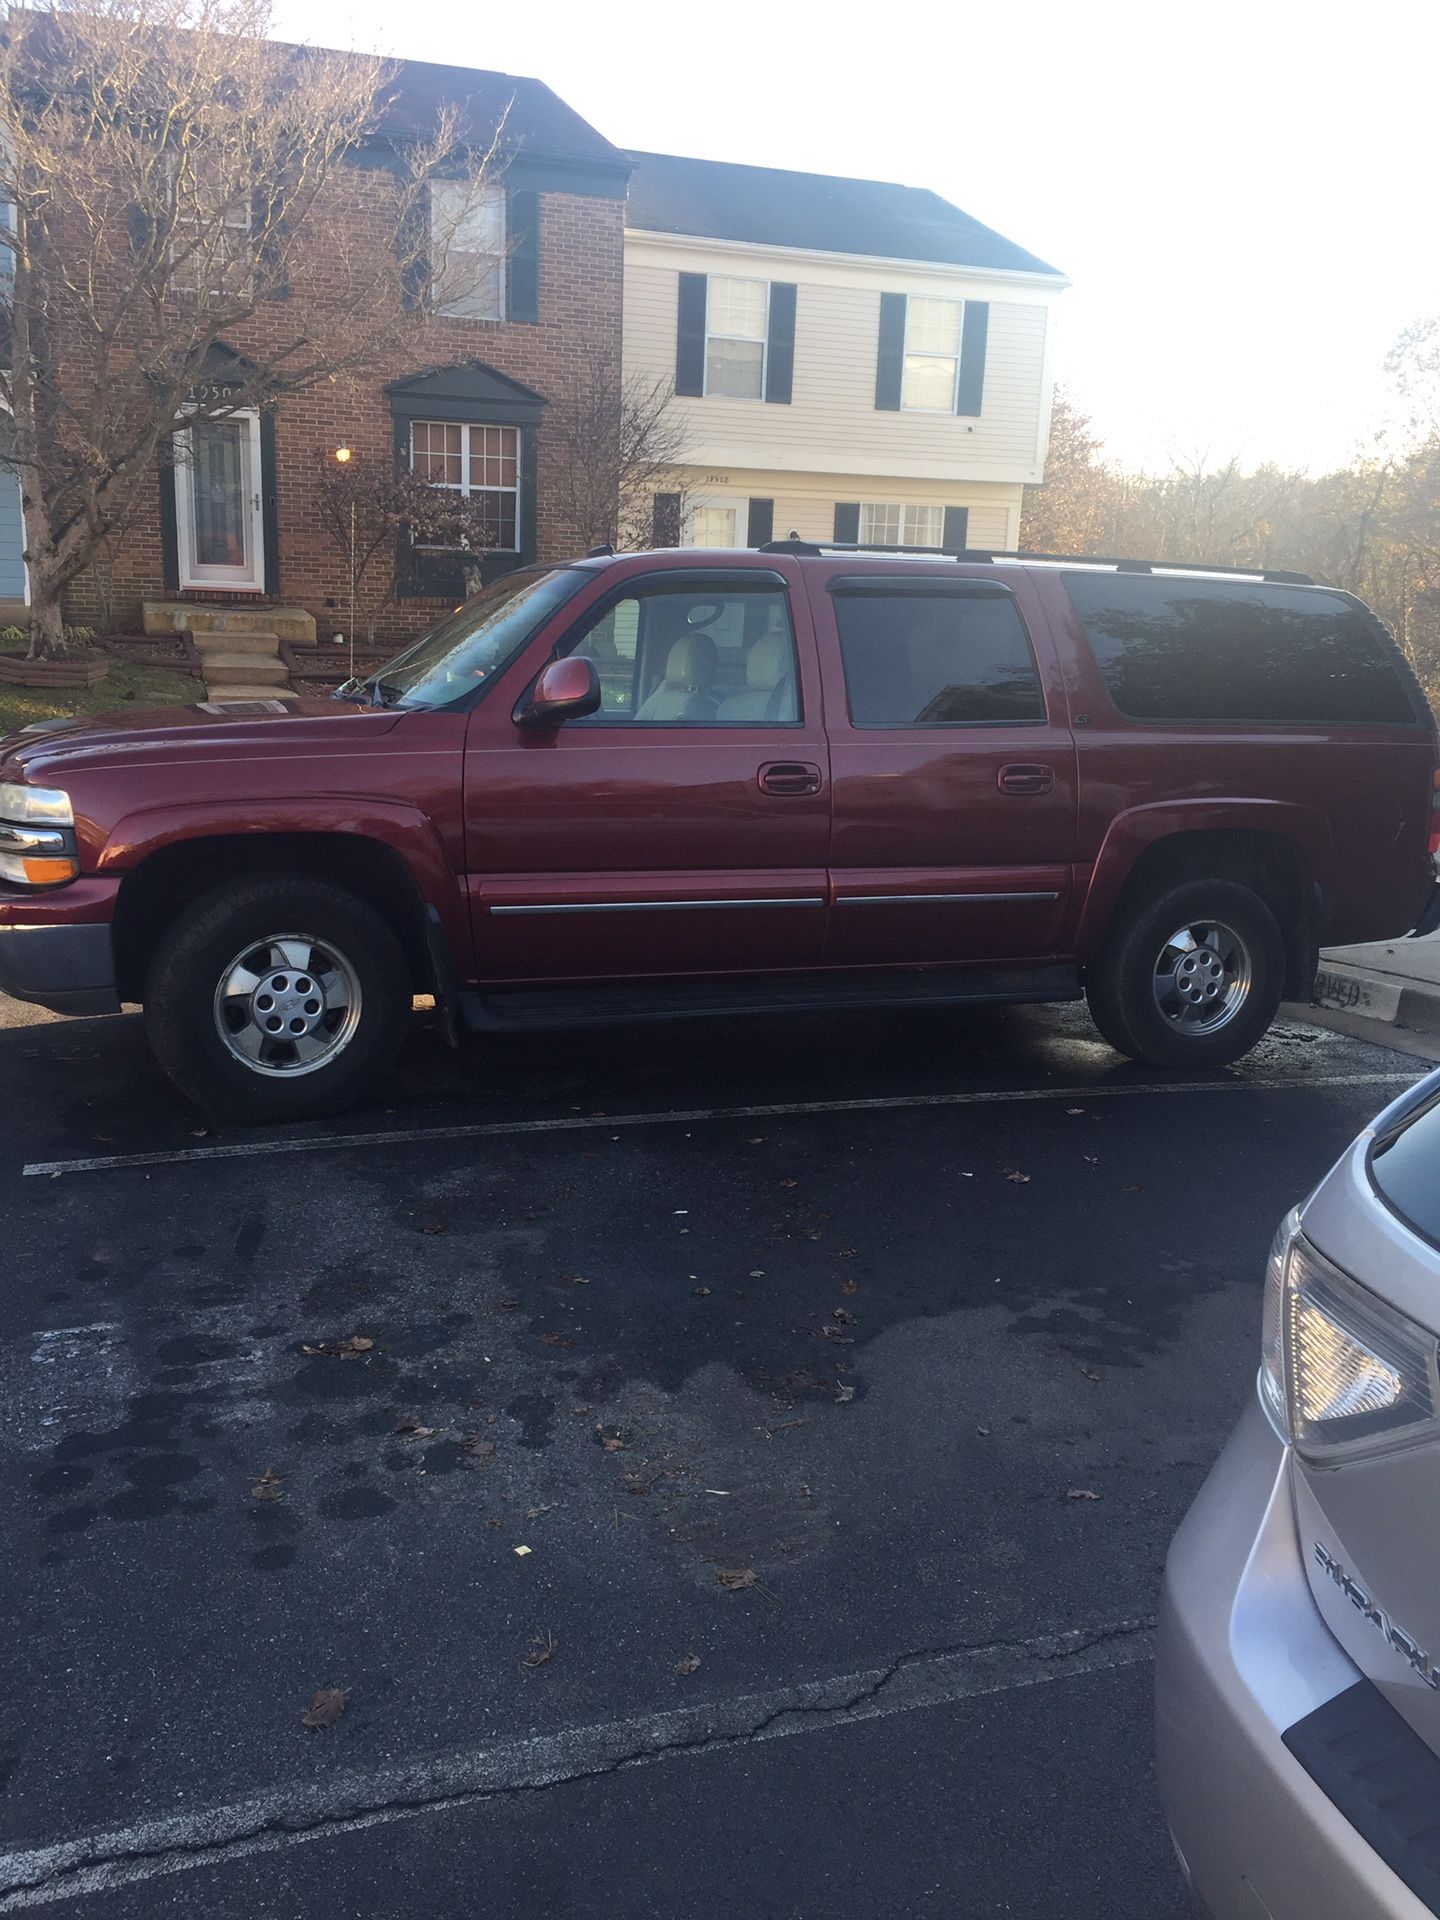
[1062,574,1417,725]
[833,589,1046,727]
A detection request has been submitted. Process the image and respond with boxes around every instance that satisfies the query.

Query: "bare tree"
[545,340,691,552]
[0,0,501,658]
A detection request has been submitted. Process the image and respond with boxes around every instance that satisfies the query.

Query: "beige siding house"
[622,154,1066,555]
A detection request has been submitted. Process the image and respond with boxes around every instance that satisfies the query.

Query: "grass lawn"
[0,654,202,740]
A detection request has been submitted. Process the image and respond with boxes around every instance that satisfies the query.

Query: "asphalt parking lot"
[0,992,1430,1918]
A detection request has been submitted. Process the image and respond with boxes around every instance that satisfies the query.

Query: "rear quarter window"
[1061,573,1419,725]
[1371,1093,1440,1252]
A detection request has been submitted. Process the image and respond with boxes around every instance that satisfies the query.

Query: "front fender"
[1073,798,1332,960]
[97,798,472,978]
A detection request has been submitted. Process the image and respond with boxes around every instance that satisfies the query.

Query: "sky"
[277,0,1440,476]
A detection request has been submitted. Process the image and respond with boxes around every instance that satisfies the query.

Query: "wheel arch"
[1077,805,1327,1001]
[112,830,440,1003]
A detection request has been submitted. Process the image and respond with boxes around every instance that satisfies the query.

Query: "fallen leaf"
[779,1178,799,1190]
[251,1467,284,1501]
[539,1332,576,1350]
[831,1306,856,1326]
[1066,1107,1086,1115]
[1066,1487,1101,1501]
[419,1222,449,1236]
[834,1383,856,1405]
[190,1127,210,1139]
[841,1278,858,1296]
[391,1411,435,1439]
[565,1274,590,1286]
[301,1687,348,1730]
[459,1434,496,1466]
[1078,1366,1101,1383]
[748,1137,765,1145]
[693,1285,712,1296]
[716,1567,756,1591]
[498,1300,522,1312]
[1084,1155,1100,1167]
[1002,1169,1032,1185]
[338,1336,373,1357]
[525,1504,553,1520]
[748,1269,766,1278]
[674,1654,701,1676]
[522,1630,557,1669]
[1124,1184,1144,1194]
[623,1471,649,1495]
[976,1425,991,1436]
[513,1544,532,1557]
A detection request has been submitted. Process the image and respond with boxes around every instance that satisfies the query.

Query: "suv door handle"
[998,763,1055,796]
[759,761,823,797]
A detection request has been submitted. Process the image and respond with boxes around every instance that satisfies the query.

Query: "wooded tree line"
[1021,325,1440,708]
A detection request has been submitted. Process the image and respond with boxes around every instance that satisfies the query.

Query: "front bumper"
[1157,1396,1431,1919]
[0,878,121,1015]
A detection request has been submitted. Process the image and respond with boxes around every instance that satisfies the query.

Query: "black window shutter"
[957,302,989,416]
[764,284,796,404]
[260,411,280,594]
[127,203,155,257]
[746,498,774,547]
[875,293,906,410]
[399,183,430,313]
[942,506,969,555]
[253,186,290,301]
[834,502,860,543]
[653,492,682,547]
[506,187,540,323]
[158,457,179,592]
[675,273,707,396]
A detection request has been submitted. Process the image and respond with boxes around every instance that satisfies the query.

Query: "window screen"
[1062,574,1417,725]
[833,588,1045,727]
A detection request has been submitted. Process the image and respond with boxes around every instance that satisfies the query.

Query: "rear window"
[1061,573,1417,725]
[1371,1092,1440,1252]
[832,587,1046,727]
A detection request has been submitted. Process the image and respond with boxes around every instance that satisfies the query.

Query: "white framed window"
[705,276,768,400]
[431,180,505,321]
[169,157,253,296]
[901,297,962,412]
[410,419,519,550]
[859,503,945,548]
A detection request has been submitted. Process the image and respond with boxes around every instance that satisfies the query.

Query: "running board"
[458,964,1082,1035]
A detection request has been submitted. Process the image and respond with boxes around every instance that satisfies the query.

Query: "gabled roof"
[624,151,1061,278]
[381,59,628,174]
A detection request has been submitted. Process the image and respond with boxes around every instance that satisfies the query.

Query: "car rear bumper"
[1156,1397,1432,1919]
[0,879,121,1015]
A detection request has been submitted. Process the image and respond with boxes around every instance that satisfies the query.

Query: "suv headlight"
[1260,1211,1440,1463]
[0,782,77,885]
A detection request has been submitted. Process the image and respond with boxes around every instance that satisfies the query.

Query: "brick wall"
[65,171,625,644]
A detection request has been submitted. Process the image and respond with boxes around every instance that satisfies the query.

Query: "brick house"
[47,58,630,643]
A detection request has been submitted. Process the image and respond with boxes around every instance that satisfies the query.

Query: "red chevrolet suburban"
[2,543,1437,1120]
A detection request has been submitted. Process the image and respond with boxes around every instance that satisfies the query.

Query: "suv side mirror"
[518,656,602,728]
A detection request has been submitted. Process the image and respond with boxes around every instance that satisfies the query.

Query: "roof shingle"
[625,150,1060,277]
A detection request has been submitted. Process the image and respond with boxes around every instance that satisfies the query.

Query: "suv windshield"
[1371,1087,1440,1250]
[346,567,592,710]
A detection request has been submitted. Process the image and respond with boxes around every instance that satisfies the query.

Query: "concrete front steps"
[193,629,299,705]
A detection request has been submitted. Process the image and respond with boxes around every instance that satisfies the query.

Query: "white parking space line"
[0,1615,1154,1909]
[20,1070,1419,1179]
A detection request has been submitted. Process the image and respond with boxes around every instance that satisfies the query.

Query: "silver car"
[1159,1066,1440,1919]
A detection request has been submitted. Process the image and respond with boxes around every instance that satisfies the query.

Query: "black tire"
[1085,877,1285,1069]
[144,875,411,1121]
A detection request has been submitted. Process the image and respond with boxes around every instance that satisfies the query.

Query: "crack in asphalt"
[0,1614,1155,1908]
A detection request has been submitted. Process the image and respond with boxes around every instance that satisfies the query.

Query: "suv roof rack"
[756,537,1313,587]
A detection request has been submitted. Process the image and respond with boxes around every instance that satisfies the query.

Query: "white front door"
[175,412,265,591]
[687,494,748,549]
